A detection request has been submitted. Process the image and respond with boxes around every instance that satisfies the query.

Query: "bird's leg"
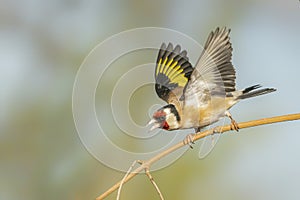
[183,128,200,149]
[183,134,195,149]
[225,111,239,131]
[194,127,201,133]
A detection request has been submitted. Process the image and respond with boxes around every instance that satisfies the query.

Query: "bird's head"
[148,104,180,131]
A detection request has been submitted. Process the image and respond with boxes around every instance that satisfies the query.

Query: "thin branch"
[144,166,165,200]
[117,160,139,200]
[117,160,164,200]
[96,113,300,200]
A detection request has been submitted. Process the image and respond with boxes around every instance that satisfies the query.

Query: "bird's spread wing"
[184,27,236,103]
[155,43,194,103]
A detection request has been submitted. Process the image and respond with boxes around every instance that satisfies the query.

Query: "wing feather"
[155,42,193,103]
[184,27,236,103]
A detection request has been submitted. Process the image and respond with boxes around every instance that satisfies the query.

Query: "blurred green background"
[1,0,300,200]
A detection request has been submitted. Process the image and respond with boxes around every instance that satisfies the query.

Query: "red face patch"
[153,110,168,130]
[162,121,169,130]
[153,110,166,118]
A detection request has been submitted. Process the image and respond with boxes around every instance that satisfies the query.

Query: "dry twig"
[144,163,164,200]
[96,113,300,200]
[117,160,139,200]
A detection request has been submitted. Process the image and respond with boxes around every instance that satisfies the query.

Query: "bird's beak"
[147,119,156,126]
[147,119,160,131]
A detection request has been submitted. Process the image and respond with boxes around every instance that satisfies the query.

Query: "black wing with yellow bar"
[155,43,194,102]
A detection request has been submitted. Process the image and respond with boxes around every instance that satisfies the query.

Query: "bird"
[147,27,276,145]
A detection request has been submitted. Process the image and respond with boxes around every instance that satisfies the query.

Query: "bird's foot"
[183,133,196,149]
[230,118,240,131]
[225,111,239,132]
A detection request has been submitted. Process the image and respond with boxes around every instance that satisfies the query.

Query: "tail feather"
[237,84,276,100]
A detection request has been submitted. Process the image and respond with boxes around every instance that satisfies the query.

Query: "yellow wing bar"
[154,43,194,101]
[156,57,189,87]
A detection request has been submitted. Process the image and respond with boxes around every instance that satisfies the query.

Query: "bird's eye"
[158,116,165,121]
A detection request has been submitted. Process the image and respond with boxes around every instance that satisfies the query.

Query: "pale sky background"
[1,1,300,200]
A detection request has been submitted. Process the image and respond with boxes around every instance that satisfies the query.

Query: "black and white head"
[148,104,181,131]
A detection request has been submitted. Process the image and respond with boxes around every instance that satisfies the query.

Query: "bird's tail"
[237,84,276,100]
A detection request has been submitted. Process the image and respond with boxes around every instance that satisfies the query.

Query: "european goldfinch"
[148,27,276,143]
